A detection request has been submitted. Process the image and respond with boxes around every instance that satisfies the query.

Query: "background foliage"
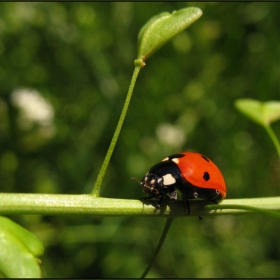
[1,2,280,278]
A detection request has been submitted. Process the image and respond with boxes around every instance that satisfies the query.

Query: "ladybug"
[132,152,226,211]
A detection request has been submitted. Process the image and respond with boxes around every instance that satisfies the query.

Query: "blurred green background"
[1,2,280,278]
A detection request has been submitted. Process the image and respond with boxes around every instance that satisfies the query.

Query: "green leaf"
[0,216,44,278]
[235,99,280,126]
[137,7,202,62]
[264,101,280,124]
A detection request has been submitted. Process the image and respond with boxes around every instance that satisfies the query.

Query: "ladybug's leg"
[211,190,221,204]
[180,194,191,215]
[140,195,162,209]
[140,195,166,209]
[184,198,190,215]
[156,192,176,208]
[204,189,220,205]
[169,189,177,202]
[156,196,165,209]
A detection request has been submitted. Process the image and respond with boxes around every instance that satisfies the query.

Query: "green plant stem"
[205,203,280,219]
[140,218,174,278]
[0,194,280,217]
[264,124,280,158]
[91,65,142,196]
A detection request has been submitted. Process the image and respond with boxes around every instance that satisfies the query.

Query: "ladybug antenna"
[131,177,141,185]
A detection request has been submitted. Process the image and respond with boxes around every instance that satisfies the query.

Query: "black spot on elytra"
[203,171,210,181]
[201,155,210,162]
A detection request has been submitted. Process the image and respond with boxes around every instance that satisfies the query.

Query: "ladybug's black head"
[131,172,164,197]
[141,172,164,196]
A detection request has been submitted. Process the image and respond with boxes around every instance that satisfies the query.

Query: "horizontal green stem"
[0,194,280,217]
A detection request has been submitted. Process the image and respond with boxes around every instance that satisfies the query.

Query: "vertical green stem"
[265,125,280,158]
[140,218,174,278]
[91,65,142,196]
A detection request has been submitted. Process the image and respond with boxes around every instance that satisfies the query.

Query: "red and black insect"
[132,152,227,211]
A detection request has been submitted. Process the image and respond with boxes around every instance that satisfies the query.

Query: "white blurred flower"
[156,123,186,148]
[11,88,54,127]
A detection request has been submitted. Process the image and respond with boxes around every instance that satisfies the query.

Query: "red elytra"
[175,152,227,199]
